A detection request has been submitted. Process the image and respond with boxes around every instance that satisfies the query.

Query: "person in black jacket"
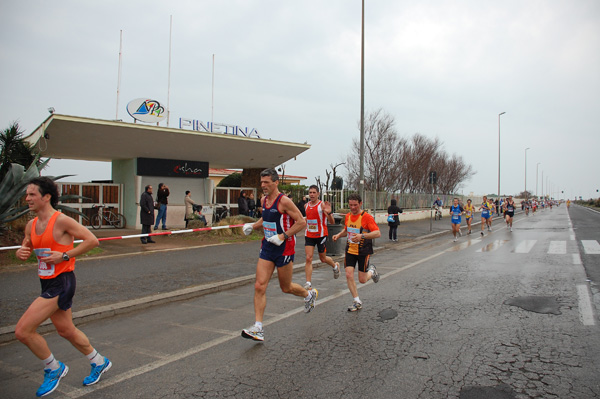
[387,199,402,242]
[140,185,156,244]
[247,192,256,218]
[238,190,249,216]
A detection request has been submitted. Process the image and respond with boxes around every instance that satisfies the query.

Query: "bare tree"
[345,110,474,194]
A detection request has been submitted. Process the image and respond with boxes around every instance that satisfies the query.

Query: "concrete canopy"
[25,114,310,169]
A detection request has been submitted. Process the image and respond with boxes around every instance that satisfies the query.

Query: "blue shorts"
[481,213,490,220]
[259,248,294,267]
[40,271,76,311]
[451,216,461,225]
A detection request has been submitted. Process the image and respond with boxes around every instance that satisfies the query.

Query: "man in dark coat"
[238,190,249,216]
[140,185,156,244]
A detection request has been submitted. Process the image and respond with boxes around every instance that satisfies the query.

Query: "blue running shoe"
[36,361,69,397]
[83,357,112,386]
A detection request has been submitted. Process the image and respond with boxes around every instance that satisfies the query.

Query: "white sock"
[353,296,361,304]
[86,349,104,365]
[42,354,60,371]
[254,321,263,330]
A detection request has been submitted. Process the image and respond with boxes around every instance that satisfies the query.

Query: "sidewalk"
[0,215,464,343]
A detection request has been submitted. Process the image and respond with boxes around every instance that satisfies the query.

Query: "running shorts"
[344,253,370,273]
[259,249,294,267]
[305,236,327,253]
[505,211,514,218]
[40,271,76,311]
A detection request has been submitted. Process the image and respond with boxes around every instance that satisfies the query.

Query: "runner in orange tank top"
[303,185,340,290]
[15,177,112,397]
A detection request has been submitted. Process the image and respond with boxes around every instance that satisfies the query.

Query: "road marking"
[548,241,566,254]
[476,240,508,253]
[572,254,582,265]
[577,285,596,326]
[581,240,600,254]
[513,240,537,253]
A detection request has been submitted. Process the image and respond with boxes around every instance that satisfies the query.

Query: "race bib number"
[347,226,360,243]
[38,259,55,277]
[452,214,460,221]
[263,221,277,239]
[307,219,319,233]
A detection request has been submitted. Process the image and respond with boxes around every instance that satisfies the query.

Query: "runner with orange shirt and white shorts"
[332,193,381,312]
[303,185,340,290]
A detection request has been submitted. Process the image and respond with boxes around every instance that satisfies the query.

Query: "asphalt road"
[1,206,599,398]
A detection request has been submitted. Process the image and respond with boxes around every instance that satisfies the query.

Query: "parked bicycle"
[90,205,126,229]
[212,205,230,224]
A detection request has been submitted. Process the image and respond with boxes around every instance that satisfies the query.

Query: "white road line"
[572,253,582,265]
[513,240,537,254]
[577,285,596,326]
[581,240,600,254]
[548,241,567,254]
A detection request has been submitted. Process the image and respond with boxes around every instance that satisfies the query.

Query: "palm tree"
[0,122,37,182]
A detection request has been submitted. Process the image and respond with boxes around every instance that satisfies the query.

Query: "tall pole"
[541,170,544,199]
[524,148,530,199]
[116,30,123,120]
[211,54,215,125]
[359,0,365,201]
[498,112,506,198]
[536,162,541,198]
[167,15,172,127]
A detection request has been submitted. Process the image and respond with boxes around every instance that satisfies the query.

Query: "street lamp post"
[498,112,506,198]
[524,148,530,199]
[358,0,365,201]
[536,162,541,198]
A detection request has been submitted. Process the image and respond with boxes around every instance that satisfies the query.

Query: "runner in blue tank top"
[450,198,464,242]
[240,168,317,342]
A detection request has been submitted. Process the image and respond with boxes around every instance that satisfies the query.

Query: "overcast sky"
[1,0,598,200]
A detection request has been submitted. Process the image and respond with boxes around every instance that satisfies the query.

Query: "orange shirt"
[304,200,329,238]
[344,211,379,256]
[31,212,76,279]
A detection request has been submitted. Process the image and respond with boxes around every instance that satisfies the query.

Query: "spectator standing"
[247,192,256,218]
[297,195,307,217]
[154,183,170,230]
[140,185,156,244]
[387,199,403,242]
[238,190,249,216]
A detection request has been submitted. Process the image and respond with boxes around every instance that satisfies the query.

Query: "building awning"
[25,114,310,169]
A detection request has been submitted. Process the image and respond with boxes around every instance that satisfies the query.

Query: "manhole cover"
[504,296,561,315]
[459,384,516,399]
[377,308,398,321]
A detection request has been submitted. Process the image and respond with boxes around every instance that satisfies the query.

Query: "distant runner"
[450,198,465,242]
[479,196,494,236]
[503,195,516,232]
[464,199,475,234]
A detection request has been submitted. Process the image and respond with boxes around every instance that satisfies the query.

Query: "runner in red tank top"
[15,177,112,396]
[303,185,340,290]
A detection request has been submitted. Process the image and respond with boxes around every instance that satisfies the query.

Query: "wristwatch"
[62,252,70,261]
[283,232,289,240]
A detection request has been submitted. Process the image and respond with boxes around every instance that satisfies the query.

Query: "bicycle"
[90,205,126,229]
[433,205,442,220]
[212,205,230,224]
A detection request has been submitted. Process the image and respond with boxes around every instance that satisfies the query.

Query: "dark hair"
[348,193,362,203]
[158,183,164,190]
[145,185,152,192]
[29,177,59,208]
[309,184,319,192]
[185,190,190,195]
[390,199,397,206]
[260,168,279,182]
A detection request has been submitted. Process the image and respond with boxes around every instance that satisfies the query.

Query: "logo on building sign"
[137,157,209,179]
[127,98,166,123]
[179,118,260,138]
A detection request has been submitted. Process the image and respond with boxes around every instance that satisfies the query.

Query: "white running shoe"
[333,263,340,279]
[304,289,318,313]
[241,325,264,341]
[303,282,312,290]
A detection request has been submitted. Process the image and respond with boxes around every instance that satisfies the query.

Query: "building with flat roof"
[25,114,310,228]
